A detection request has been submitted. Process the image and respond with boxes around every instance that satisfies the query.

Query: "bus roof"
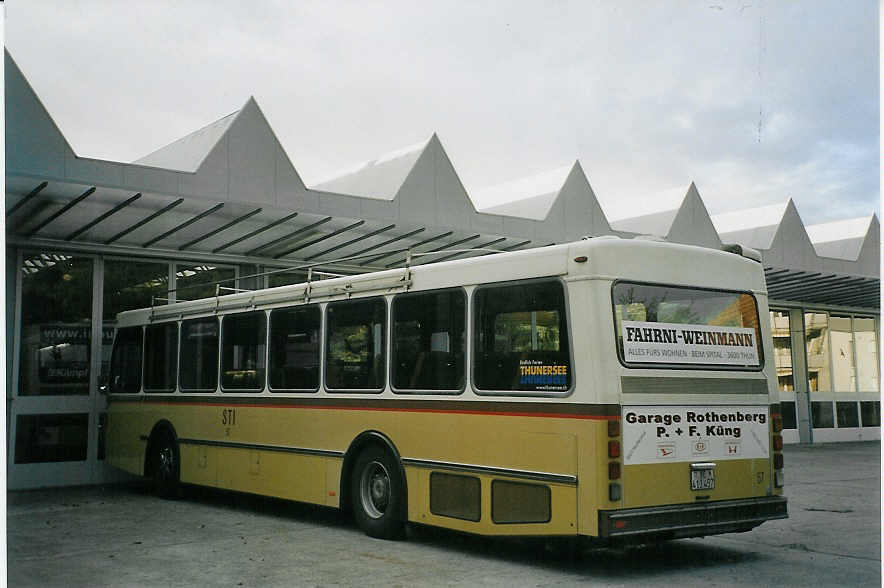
[115,237,766,326]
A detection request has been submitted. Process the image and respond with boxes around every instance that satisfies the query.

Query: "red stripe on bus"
[130,400,620,420]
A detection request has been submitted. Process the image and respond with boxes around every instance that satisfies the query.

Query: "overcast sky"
[4,1,879,223]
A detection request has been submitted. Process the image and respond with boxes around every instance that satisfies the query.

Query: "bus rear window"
[474,280,571,394]
[612,282,762,369]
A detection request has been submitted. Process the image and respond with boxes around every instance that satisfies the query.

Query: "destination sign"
[621,320,759,366]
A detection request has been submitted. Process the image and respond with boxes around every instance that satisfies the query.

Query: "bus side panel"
[106,401,152,477]
[110,400,587,536]
[180,443,214,487]
[214,448,328,506]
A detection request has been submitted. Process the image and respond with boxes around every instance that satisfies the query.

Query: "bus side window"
[180,318,219,393]
[144,323,178,393]
[109,327,143,394]
[221,312,266,392]
[474,280,571,394]
[392,289,466,392]
[325,298,385,391]
[268,306,321,392]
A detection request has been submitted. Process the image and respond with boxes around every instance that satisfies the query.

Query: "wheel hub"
[360,461,391,519]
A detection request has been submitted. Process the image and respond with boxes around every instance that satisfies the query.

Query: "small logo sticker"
[657,444,676,459]
[725,442,741,456]
[692,440,709,455]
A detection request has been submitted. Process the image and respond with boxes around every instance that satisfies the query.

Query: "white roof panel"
[603,186,686,222]
[711,201,789,233]
[609,208,679,236]
[134,110,239,172]
[805,216,873,244]
[309,137,428,199]
[472,164,572,212]
[478,190,558,220]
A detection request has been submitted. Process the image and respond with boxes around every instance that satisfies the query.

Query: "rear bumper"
[598,496,787,540]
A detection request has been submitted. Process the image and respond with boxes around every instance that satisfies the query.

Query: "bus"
[105,236,787,543]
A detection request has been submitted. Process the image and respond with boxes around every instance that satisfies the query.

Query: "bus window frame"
[471,277,575,398]
[267,304,322,394]
[219,310,268,394]
[143,321,180,394]
[107,325,145,395]
[610,279,766,372]
[179,316,221,393]
[390,286,468,396]
[323,296,387,394]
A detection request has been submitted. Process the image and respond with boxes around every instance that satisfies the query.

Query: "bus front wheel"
[149,430,180,498]
[351,446,405,539]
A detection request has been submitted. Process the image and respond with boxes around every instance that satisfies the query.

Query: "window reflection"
[175,264,236,301]
[804,312,830,392]
[19,253,93,396]
[770,310,793,391]
[854,318,879,392]
[829,315,855,392]
[267,268,309,288]
[811,401,834,428]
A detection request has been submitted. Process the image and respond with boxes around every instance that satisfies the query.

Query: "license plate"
[690,467,715,490]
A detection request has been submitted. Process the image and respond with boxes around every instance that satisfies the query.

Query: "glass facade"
[785,311,881,432]
[829,315,855,392]
[14,413,89,463]
[769,310,797,429]
[854,318,879,392]
[19,253,94,397]
[175,264,236,300]
[770,311,794,391]
[10,252,238,480]
[101,259,169,389]
[266,267,309,288]
[804,312,830,392]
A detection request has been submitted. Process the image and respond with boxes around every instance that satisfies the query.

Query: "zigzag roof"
[4,48,878,308]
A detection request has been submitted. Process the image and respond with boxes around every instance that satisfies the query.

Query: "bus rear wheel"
[149,431,180,498]
[351,446,405,539]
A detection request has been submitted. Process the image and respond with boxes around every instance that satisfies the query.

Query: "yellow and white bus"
[105,237,787,543]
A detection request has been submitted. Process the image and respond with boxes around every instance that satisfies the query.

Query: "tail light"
[608,418,622,501]
[772,414,784,488]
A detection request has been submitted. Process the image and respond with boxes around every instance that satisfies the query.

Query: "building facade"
[5,51,879,489]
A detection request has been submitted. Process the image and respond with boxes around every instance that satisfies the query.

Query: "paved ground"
[8,442,880,587]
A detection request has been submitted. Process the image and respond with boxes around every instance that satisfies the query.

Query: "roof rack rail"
[151,244,518,308]
[721,243,762,263]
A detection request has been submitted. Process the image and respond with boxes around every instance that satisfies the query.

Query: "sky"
[4,0,880,223]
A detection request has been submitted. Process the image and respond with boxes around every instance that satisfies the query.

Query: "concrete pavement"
[8,441,880,586]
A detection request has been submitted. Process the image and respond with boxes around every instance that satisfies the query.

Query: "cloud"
[5,0,878,224]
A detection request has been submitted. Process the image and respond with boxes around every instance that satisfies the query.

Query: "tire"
[350,445,405,539]
[149,430,180,499]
